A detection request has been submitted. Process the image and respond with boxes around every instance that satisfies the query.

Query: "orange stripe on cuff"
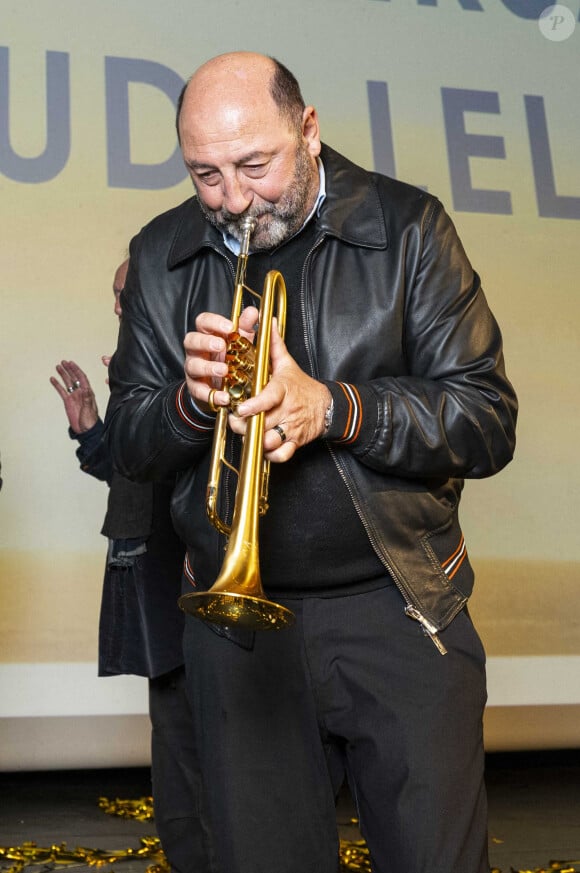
[442,535,465,569]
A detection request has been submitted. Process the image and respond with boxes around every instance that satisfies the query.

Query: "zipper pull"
[405,605,448,656]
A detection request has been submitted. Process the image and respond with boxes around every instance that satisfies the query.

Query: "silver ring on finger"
[273,424,287,443]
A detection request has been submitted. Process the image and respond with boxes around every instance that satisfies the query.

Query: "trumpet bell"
[178,590,295,630]
[178,533,295,630]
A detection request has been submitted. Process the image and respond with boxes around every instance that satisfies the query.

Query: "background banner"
[1,0,579,768]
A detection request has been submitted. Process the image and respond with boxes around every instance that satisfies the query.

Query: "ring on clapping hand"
[207,388,218,413]
[73,380,81,389]
[67,385,75,393]
[273,424,287,443]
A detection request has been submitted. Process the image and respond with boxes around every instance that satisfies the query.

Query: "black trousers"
[183,585,489,873]
[148,666,217,873]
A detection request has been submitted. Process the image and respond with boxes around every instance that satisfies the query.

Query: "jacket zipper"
[404,605,448,655]
[300,236,447,656]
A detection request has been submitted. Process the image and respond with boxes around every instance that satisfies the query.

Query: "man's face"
[179,90,321,251]
[195,138,317,250]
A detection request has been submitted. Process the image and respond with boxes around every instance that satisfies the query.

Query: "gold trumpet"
[178,217,295,631]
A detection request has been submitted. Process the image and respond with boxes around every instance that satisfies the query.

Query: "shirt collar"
[221,157,326,256]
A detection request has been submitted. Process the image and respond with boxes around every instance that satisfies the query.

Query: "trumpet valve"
[225,330,254,358]
[224,331,255,411]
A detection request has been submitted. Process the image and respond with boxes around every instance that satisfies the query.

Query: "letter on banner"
[370,0,484,7]
[0,48,70,183]
[442,87,512,215]
[500,0,577,19]
[105,57,186,189]
[416,0,484,8]
[525,95,580,220]
[367,81,397,178]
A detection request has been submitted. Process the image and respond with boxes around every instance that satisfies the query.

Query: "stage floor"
[1,750,580,872]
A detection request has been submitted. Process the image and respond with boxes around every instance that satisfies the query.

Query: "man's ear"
[302,106,322,158]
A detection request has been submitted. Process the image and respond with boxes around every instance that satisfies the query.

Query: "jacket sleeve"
[103,247,215,482]
[323,200,518,479]
[71,419,113,484]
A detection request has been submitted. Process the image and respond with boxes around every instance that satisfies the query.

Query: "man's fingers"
[50,376,68,401]
[56,363,73,385]
[194,311,233,338]
[264,438,297,463]
[184,353,229,385]
[184,329,228,359]
[235,377,286,418]
[65,361,89,387]
[238,306,260,336]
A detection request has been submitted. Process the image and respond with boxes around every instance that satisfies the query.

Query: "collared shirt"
[222,158,326,255]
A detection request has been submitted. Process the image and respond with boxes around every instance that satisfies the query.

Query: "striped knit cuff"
[171,381,215,438]
[322,381,378,449]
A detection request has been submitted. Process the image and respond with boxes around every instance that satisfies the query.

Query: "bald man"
[105,52,517,873]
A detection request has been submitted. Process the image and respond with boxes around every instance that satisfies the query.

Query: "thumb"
[238,305,260,339]
[269,318,288,369]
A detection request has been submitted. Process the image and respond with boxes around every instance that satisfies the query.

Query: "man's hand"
[228,319,331,462]
[183,308,331,462]
[50,360,99,434]
[183,306,258,411]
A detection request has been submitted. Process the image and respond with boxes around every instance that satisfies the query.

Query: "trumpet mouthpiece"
[241,216,257,235]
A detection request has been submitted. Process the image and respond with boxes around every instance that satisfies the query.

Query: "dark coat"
[104,144,517,640]
[73,420,184,677]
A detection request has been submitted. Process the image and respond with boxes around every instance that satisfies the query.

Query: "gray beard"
[195,144,318,251]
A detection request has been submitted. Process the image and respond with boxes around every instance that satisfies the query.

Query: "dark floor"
[1,750,579,872]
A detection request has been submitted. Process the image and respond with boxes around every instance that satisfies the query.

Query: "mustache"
[215,204,276,225]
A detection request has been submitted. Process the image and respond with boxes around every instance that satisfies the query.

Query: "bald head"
[114,258,129,290]
[186,53,276,111]
[177,53,305,143]
[176,52,321,251]
[113,258,129,318]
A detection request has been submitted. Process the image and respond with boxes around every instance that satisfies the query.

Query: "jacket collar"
[316,144,387,250]
[168,198,223,268]
[167,143,387,269]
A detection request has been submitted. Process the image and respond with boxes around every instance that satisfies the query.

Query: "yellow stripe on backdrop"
[1,0,579,767]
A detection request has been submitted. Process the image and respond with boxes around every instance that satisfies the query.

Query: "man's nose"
[222,174,253,215]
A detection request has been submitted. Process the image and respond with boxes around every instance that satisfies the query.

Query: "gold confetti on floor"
[1,796,578,873]
[0,837,167,873]
[98,795,154,822]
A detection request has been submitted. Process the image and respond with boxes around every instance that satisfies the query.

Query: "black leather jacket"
[105,144,517,645]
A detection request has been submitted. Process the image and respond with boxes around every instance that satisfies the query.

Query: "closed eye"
[194,169,221,186]
[242,162,270,178]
